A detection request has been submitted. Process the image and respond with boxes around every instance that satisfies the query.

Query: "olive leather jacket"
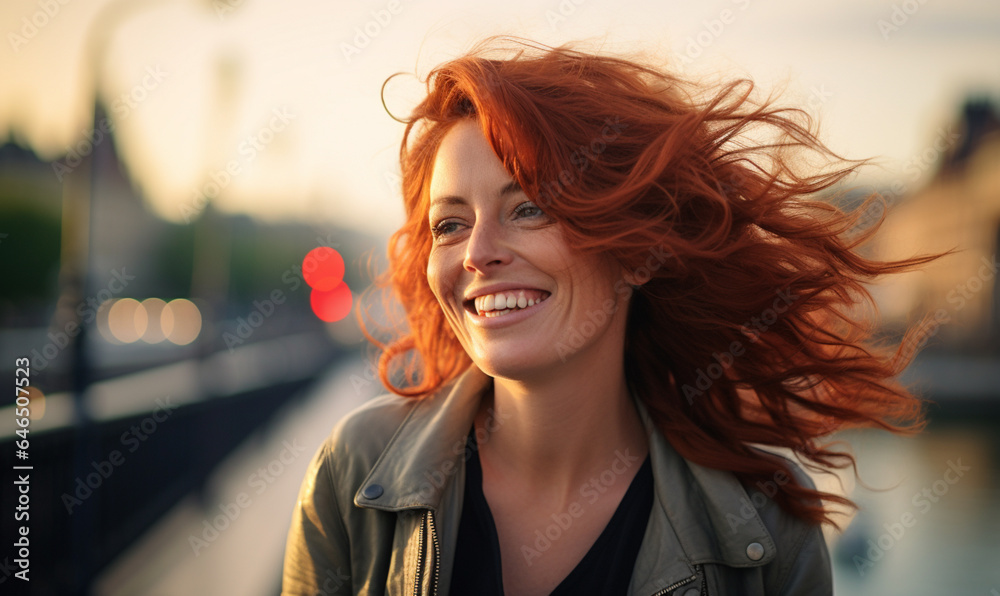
[282,364,833,595]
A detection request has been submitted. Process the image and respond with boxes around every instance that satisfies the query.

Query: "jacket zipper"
[413,515,425,596]
[413,510,441,596]
[649,573,696,595]
[428,510,441,594]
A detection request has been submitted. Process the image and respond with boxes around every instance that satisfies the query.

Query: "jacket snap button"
[746,541,765,561]
[682,588,699,596]
[362,484,384,499]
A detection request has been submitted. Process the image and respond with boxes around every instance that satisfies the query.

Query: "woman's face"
[426,119,632,380]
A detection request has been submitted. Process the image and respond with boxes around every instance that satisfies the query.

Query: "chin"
[471,348,561,382]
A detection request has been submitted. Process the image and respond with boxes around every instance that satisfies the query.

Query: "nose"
[463,216,513,273]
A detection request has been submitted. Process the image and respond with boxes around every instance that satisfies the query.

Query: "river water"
[827,420,1000,595]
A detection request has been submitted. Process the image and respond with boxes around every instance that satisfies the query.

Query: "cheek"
[426,259,442,302]
[426,250,454,304]
[574,257,624,302]
[526,232,577,278]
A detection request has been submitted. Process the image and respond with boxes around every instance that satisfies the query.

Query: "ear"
[621,266,644,289]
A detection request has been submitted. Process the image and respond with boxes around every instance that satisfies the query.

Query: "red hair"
[358,36,952,526]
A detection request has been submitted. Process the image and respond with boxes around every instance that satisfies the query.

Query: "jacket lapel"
[354,363,775,595]
[354,366,490,512]
[628,395,775,594]
[355,365,490,595]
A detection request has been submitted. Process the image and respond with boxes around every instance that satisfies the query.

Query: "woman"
[282,37,945,595]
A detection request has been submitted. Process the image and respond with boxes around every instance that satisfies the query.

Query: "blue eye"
[431,221,460,238]
[514,201,544,218]
[431,202,547,240]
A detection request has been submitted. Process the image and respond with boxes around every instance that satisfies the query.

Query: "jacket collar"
[355,363,775,588]
[354,363,490,511]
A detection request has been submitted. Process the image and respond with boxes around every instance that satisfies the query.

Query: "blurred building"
[870,98,1000,351]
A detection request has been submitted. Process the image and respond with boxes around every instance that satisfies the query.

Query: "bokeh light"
[140,298,168,344]
[162,299,202,346]
[309,282,352,323]
[97,298,202,345]
[96,298,118,344]
[109,298,148,343]
[302,247,345,291]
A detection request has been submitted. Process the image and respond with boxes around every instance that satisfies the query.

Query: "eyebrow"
[429,180,524,208]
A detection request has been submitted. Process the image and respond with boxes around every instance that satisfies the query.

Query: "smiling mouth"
[463,289,551,317]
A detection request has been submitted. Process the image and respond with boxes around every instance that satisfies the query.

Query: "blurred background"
[0,0,998,594]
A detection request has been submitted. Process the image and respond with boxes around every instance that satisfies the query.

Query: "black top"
[450,429,654,595]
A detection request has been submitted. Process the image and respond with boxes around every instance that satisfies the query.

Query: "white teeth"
[472,290,549,316]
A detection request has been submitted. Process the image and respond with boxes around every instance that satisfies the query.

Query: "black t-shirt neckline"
[450,427,654,595]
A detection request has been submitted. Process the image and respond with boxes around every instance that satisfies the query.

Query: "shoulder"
[287,393,423,553]
[641,432,833,595]
[318,392,422,479]
[296,391,420,506]
[737,451,833,595]
[284,392,421,594]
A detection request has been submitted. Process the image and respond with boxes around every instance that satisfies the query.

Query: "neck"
[473,341,649,503]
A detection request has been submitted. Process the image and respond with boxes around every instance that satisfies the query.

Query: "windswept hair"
[358,36,950,526]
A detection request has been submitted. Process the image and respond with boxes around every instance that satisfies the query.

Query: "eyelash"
[431,201,546,239]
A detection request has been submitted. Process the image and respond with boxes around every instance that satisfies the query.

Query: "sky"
[2,0,999,238]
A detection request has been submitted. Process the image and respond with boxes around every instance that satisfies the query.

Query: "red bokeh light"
[302,247,345,291]
[310,282,352,322]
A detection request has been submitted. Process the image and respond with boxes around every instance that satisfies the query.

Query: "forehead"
[429,120,512,207]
